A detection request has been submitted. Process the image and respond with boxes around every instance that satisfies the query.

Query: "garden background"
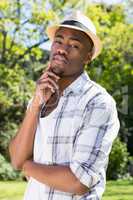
[0,0,133,199]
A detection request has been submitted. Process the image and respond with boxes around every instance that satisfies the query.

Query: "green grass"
[0,180,133,200]
[103,179,133,200]
[0,181,26,200]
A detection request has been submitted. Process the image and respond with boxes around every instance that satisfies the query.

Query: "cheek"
[78,51,89,63]
[50,45,57,60]
[51,44,55,53]
[51,43,59,53]
[69,51,85,64]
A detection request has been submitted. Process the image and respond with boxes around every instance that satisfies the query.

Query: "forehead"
[54,27,90,43]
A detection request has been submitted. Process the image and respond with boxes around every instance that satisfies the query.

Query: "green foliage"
[0,154,22,180]
[85,4,133,144]
[128,156,133,176]
[107,138,129,180]
[0,0,51,68]
[0,0,132,180]
[0,64,35,161]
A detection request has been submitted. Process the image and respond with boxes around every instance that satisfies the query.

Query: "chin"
[50,65,64,77]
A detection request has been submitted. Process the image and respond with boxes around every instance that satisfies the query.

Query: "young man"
[9,11,120,200]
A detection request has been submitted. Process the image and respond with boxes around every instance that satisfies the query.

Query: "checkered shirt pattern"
[23,71,120,200]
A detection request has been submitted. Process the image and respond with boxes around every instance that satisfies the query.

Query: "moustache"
[52,53,69,64]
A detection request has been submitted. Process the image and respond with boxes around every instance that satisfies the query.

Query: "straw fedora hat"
[46,11,102,60]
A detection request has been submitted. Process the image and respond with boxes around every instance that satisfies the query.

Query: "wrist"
[32,94,45,108]
[22,160,33,177]
[27,97,46,114]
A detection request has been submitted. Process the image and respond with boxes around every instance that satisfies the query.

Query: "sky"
[20,0,125,51]
[40,0,125,51]
[89,0,123,4]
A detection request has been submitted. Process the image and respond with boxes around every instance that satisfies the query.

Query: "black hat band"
[61,20,90,34]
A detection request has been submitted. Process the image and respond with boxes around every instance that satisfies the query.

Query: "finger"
[38,83,55,93]
[43,71,60,80]
[38,77,59,90]
[45,63,51,72]
[38,70,52,81]
[39,71,60,83]
[47,71,60,80]
[39,72,48,81]
[37,76,57,87]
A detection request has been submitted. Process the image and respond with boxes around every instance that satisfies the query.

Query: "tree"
[124,0,133,23]
[0,0,132,180]
[0,0,82,180]
[85,4,133,153]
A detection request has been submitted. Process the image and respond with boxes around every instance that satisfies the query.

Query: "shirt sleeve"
[70,95,120,189]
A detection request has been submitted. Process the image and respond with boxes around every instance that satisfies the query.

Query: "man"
[9,11,120,200]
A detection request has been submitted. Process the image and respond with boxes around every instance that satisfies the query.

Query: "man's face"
[49,27,93,77]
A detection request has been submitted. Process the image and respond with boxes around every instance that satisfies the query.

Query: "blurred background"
[0,0,133,199]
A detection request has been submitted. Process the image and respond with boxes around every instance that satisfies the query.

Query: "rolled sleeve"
[70,160,99,188]
[70,95,120,189]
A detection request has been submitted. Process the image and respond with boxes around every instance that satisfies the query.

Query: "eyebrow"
[55,34,81,43]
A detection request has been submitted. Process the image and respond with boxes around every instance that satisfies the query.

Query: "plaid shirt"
[24,71,120,200]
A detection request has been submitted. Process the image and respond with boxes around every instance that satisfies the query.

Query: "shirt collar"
[62,71,91,96]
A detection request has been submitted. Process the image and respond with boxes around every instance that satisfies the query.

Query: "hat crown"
[62,11,96,35]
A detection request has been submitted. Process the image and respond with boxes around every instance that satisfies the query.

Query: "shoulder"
[81,79,117,113]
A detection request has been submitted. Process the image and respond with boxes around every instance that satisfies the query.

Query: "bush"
[128,156,133,177]
[107,137,129,180]
[0,153,22,180]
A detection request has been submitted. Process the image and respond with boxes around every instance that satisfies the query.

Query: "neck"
[58,71,83,94]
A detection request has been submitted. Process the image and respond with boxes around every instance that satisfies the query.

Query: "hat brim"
[46,24,102,60]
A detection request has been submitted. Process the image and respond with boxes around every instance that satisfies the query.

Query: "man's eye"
[71,44,79,49]
[54,40,62,44]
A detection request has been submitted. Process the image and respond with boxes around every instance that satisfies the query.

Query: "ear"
[84,52,93,64]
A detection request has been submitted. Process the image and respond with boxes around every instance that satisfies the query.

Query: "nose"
[57,44,68,56]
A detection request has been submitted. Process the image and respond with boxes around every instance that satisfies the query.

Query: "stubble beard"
[50,63,65,77]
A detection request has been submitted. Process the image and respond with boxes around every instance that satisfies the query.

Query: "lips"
[53,54,68,64]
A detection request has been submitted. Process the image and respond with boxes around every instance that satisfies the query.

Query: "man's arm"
[9,103,40,170]
[23,160,89,195]
[9,68,60,170]
[22,96,119,196]
[69,96,120,189]
[22,95,119,196]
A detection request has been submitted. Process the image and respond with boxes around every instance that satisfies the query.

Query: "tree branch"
[1,30,7,63]
[9,38,49,68]
[8,19,30,52]
[17,0,21,19]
